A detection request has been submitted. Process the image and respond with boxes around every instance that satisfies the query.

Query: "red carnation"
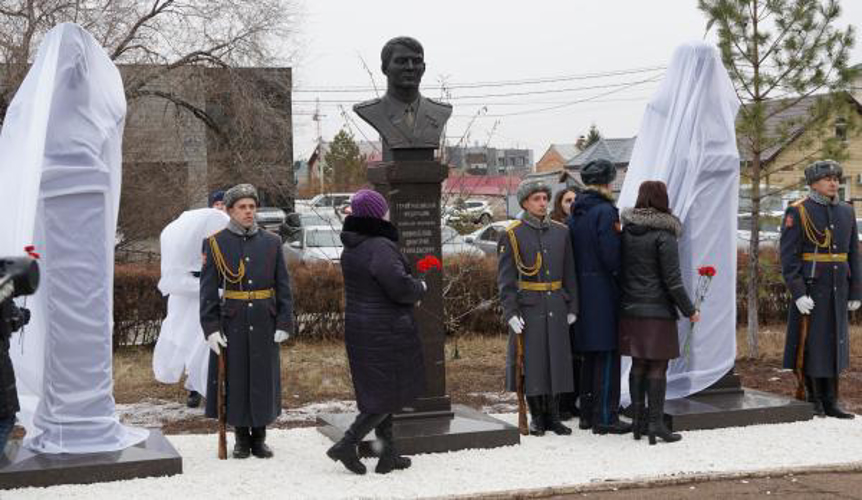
[417,255,442,274]
[698,266,716,277]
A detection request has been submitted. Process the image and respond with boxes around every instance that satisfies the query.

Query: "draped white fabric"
[0,23,148,453]
[618,41,740,404]
[153,208,229,395]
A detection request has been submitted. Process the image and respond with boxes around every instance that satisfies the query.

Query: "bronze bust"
[354,37,452,161]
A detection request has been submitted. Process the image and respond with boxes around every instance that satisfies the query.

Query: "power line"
[292,65,667,92]
[290,73,665,104]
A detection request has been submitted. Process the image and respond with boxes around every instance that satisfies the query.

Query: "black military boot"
[374,416,411,474]
[232,426,251,459]
[629,372,647,441]
[326,413,386,475]
[805,376,825,417]
[558,392,576,421]
[545,395,572,435]
[647,378,681,445]
[251,427,274,458]
[578,393,593,430]
[186,390,202,409]
[822,378,855,419]
[526,395,546,436]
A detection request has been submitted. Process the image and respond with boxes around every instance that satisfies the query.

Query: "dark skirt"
[619,317,679,360]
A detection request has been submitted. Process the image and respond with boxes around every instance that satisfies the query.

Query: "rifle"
[794,245,817,401]
[515,333,528,436]
[217,351,227,459]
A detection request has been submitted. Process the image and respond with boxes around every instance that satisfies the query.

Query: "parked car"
[736,229,780,250]
[255,206,286,233]
[283,225,344,264]
[282,211,343,243]
[465,220,517,256]
[441,225,484,258]
[295,193,353,214]
[443,199,494,225]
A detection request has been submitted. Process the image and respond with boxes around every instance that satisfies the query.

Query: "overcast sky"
[289,1,862,161]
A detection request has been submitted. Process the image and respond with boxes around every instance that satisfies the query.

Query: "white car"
[443,199,494,225]
[441,226,484,258]
[295,193,353,214]
[284,225,344,264]
[465,220,518,256]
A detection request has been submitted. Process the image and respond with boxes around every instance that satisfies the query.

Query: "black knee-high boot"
[251,427,273,458]
[545,395,572,435]
[327,413,388,474]
[647,378,681,445]
[233,426,251,459]
[374,415,411,474]
[821,377,855,419]
[629,371,647,441]
[526,395,546,436]
[805,376,825,417]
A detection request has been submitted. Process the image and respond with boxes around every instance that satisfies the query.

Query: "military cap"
[580,159,617,186]
[223,183,259,208]
[804,160,843,185]
[517,178,553,207]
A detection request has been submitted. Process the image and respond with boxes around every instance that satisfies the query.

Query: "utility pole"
[312,98,325,195]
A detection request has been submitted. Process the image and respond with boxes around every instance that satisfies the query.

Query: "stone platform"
[663,371,813,431]
[0,429,182,489]
[317,404,520,456]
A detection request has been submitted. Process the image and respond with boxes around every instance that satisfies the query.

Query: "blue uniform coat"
[780,197,862,377]
[567,190,621,352]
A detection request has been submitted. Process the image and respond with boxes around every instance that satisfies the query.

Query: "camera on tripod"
[0,257,40,334]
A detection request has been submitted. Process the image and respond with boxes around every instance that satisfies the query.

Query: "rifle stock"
[794,315,810,402]
[217,352,227,460]
[515,333,528,436]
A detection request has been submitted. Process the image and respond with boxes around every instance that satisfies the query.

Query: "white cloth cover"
[0,23,148,453]
[153,208,229,394]
[618,41,740,404]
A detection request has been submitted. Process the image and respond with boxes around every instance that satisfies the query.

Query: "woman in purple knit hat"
[326,189,427,475]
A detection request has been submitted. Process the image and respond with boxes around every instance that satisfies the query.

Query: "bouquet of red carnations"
[683,266,716,365]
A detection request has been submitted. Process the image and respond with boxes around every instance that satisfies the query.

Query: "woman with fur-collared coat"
[326,189,427,476]
[619,181,699,445]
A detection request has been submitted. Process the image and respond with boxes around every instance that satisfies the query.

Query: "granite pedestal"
[317,157,519,454]
[663,369,814,431]
[0,429,182,490]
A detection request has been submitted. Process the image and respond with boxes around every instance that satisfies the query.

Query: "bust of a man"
[354,36,452,161]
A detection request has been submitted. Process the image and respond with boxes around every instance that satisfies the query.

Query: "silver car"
[441,225,484,258]
[465,220,517,256]
[284,225,344,264]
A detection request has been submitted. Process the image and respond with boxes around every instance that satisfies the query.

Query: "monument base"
[662,370,813,431]
[0,429,182,490]
[317,405,520,456]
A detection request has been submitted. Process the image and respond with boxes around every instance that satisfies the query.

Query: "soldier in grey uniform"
[200,184,295,458]
[353,36,452,160]
[780,160,861,419]
[497,179,579,436]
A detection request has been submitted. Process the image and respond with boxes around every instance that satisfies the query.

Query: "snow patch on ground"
[116,399,359,427]
[9,415,862,499]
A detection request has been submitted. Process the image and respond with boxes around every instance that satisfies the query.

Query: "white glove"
[274,329,290,343]
[420,280,428,292]
[567,313,577,325]
[795,295,815,315]
[207,332,227,355]
[849,300,862,312]
[508,315,525,335]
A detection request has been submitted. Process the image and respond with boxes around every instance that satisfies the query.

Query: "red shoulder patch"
[613,221,622,233]
[784,214,794,228]
[201,252,207,266]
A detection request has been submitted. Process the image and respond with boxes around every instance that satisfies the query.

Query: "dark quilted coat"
[340,216,427,414]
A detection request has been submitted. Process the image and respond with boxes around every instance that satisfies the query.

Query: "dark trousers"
[558,355,582,414]
[580,350,621,426]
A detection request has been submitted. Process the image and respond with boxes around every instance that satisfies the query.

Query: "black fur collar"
[343,216,399,242]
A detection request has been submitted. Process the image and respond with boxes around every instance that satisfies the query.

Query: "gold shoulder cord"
[208,235,246,285]
[796,202,832,249]
[506,224,543,277]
